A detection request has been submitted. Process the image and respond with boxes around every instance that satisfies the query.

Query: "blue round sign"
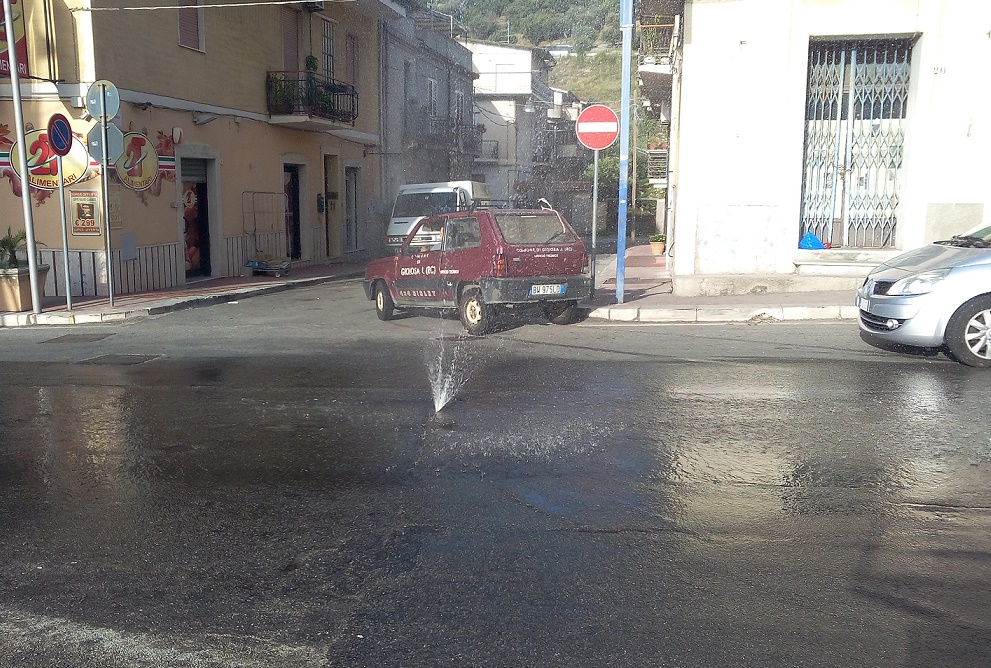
[47,114,73,157]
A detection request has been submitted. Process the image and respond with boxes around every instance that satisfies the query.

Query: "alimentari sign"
[10,128,89,189]
[0,1,30,77]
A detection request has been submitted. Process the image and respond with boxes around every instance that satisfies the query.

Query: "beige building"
[1,0,404,303]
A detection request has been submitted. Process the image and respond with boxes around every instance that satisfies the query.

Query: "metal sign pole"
[590,149,599,298]
[56,155,72,310]
[99,84,115,308]
[615,0,634,304]
[2,0,41,314]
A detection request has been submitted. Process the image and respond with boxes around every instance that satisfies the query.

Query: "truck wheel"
[543,300,578,325]
[375,281,395,321]
[944,295,991,367]
[459,287,489,335]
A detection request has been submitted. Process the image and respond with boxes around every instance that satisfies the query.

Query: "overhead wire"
[72,0,354,12]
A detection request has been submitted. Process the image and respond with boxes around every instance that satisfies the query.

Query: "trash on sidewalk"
[244,251,291,277]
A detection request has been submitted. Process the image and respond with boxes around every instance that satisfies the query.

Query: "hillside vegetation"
[547,49,623,107]
[436,0,620,52]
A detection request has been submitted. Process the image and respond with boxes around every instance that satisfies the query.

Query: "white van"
[386,181,490,251]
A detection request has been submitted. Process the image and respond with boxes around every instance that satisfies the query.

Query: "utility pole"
[615,0,634,303]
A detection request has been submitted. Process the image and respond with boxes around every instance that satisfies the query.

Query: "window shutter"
[178,0,201,50]
[283,9,299,71]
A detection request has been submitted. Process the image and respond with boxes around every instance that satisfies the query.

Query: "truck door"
[437,216,482,305]
[393,217,444,305]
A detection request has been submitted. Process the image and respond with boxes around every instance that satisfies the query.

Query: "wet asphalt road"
[0,280,989,667]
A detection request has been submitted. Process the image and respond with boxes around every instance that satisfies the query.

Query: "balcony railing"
[266,71,358,125]
[404,115,453,148]
[479,140,499,160]
[456,124,483,153]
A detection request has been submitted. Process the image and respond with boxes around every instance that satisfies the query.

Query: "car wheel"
[944,295,991,367]
[375,281,395,321]
[459,287,489,335]
[543,300,578,325]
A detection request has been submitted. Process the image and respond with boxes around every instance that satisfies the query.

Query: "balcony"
[266,71,358,127]
[456,124,483,153]
[478,140,499,162]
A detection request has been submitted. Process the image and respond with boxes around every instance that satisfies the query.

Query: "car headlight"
[887,268,950,295]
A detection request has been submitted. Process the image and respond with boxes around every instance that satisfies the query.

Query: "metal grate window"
[799,39,913,248]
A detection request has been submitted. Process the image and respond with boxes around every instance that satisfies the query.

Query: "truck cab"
[386,181,490,252]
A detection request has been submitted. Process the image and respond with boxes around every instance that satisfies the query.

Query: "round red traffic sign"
[575,104,619,150]
[47,113,74,157]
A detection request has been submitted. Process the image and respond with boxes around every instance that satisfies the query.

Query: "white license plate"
[530,283,565,296]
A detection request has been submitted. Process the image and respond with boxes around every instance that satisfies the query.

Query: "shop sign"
[0,0,30,77]
[115,132,160,191]
[10,128,89,190]
[69,190,101,236]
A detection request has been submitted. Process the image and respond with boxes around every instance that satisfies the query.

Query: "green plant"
[0,226,26,269]
[304,54,319,72]
[649,233,666,243]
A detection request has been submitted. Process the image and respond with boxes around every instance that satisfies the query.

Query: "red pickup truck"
[363,208,591,335]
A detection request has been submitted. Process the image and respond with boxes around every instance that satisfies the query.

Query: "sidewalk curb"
[582,303,860,323]
[0,272,364,328]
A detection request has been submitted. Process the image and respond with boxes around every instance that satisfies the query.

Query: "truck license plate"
[530,283,565,296]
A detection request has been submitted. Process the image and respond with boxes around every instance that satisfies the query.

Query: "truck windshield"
[494,213,578,245]
[393,192,459,218]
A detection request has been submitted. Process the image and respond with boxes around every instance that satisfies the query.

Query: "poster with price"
[70,190,101,236]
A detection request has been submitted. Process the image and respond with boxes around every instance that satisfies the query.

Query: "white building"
[464,40,591,230]
[639,0,991,296]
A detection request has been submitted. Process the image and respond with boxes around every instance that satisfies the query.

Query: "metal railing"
[647,149,668,181]
[479,140,499,160]
[266,71,358,125]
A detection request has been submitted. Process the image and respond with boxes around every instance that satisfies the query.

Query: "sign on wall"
[10,128,90,190]
[0,0,29,77]
[69,190,101,236]
[115,132,160,191]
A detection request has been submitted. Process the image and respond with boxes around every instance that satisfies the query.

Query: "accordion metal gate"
[799,39,913,248]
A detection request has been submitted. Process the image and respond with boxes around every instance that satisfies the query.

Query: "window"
[454,91,465,123]
[495,213,576,245]
[345,33,358,85]
[445,218,482,250]
[321,18,335,78]
[427,78,438,117]
[177,0,204,51]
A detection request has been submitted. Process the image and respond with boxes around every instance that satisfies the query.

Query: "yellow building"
[1,0,402,300]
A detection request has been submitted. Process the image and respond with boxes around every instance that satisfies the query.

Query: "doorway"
[181,158,211,278]
[799,39,913,248]
[284,165,302,260]
[344,166,359,253]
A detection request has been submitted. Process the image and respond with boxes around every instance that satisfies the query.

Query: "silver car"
[857,223,991,367]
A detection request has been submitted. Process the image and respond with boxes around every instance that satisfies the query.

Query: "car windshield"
[393,192,458,218]
[494,213,578,245]
[935,224,991,248]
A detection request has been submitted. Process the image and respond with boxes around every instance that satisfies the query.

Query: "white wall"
[671,0,990,292]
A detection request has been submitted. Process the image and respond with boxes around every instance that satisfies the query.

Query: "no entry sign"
[575,104,619,151]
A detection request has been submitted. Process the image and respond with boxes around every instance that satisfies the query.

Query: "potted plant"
[0,226,49,312]
[649,233,666,256]
[267,72,298,114]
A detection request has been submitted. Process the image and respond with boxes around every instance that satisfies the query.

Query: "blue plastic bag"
[798,231,826,250]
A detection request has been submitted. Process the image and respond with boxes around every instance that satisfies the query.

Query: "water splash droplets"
[426,334,474,413]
